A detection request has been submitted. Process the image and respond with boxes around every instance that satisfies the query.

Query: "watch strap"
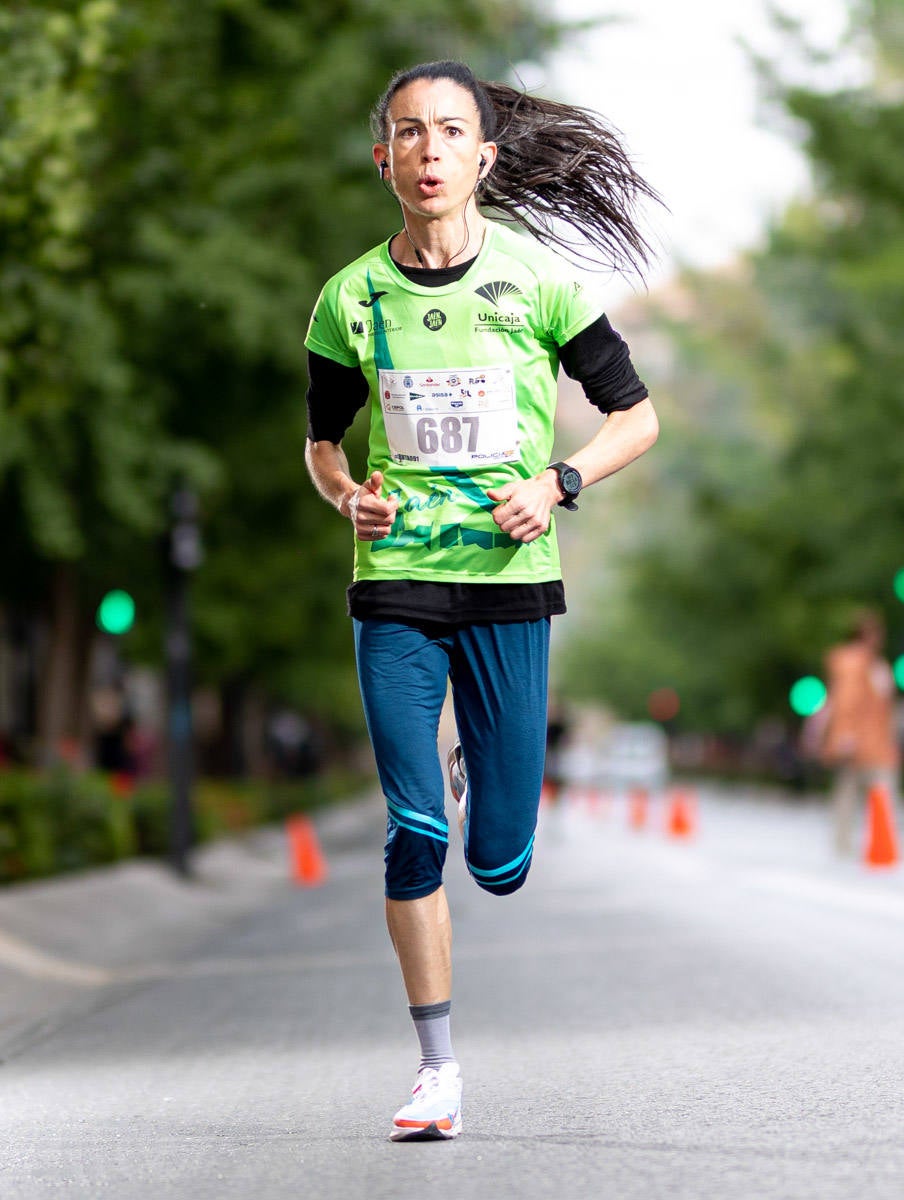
[549,461,582,510]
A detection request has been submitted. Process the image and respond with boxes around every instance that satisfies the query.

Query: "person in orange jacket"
[819,610,900,854]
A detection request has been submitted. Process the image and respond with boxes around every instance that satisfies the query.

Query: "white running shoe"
[447,741,468,840]
[390,1062,463,1141]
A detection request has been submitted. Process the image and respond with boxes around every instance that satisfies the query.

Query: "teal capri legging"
[353,617,550,901]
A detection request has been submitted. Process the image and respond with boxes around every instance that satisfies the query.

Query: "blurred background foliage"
[559,0,904,739]
[0,0,564,760]
[2,0,903,777]
[0,763,365,882]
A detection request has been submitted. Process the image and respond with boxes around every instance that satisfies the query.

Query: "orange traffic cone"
[586,787,608,817]
[287,814,328,886]
[540,780,561,809]
[863,784,899,868]
[600,788,613,818]
[666,789,696,839]
[628,787,649,830]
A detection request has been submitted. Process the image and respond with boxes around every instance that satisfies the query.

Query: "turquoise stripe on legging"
[387,795,449,836]
[467,833,535,879]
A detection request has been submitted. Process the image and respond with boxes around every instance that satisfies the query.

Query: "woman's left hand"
[487,473,560,543]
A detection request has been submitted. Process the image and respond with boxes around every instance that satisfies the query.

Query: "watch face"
[561,467,581,495]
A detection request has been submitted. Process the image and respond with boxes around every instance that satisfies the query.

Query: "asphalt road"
[2,787,904,1200]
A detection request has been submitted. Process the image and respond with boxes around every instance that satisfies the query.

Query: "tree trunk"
[36,563,91,768]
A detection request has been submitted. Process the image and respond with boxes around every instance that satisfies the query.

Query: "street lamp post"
[165,485,203,877]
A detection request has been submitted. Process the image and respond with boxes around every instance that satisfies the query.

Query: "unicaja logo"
[474,281,522,305]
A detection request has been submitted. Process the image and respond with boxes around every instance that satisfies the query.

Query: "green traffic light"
[96,589,135,635]
[895,568,904,603]
[789,675,827,717]
[894,655,904,692]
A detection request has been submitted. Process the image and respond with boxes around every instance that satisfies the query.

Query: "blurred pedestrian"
[91,683,135,776]
[819,609,900,855]
[305,60,658,1140]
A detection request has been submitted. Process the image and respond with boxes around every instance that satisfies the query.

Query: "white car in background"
[561,721,669,792]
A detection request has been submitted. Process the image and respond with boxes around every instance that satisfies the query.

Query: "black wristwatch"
[548,461,582,511]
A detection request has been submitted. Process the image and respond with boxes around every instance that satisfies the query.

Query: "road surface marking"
[0,928,114,985]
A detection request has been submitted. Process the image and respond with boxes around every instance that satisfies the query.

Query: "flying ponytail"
[372,61,660,275]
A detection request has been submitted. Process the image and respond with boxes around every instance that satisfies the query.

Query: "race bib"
[378,366,520,468]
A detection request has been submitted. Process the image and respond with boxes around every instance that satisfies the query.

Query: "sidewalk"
[0,791,385,1059]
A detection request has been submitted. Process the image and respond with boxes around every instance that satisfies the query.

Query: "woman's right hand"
[345,471,398,542]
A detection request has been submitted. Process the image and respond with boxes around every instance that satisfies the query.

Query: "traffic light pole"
[165,567,193,877]
[164,486,202,878]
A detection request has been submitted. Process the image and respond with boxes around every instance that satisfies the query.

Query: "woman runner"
[305,60,659,1141]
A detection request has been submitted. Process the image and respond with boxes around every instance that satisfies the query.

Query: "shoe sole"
[447,746,465,797]
[447,744,468,841]
[390,1115,462,1142]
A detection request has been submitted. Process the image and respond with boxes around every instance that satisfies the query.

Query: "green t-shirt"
[305,223,603,584]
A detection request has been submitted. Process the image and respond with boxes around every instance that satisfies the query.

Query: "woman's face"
[373,78,496,221]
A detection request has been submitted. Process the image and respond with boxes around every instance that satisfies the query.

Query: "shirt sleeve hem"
[303,336,359,369]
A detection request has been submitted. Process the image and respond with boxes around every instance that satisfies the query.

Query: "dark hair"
[373,60,498,143]
[371,60,660,275]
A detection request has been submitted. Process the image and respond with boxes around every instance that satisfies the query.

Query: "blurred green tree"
[0,2,193,759]
[559,0,904,740]
[0,0,563,762]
